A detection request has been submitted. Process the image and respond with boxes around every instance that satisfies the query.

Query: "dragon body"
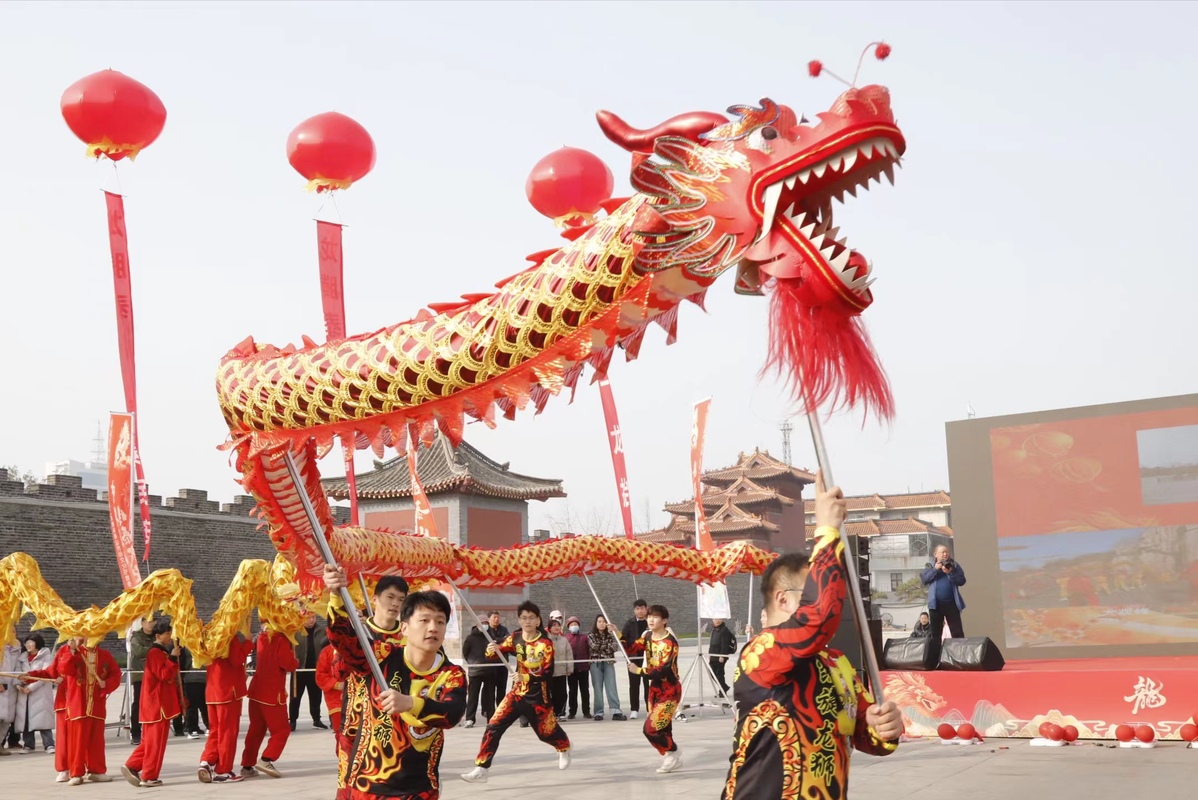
[217,81,906,594]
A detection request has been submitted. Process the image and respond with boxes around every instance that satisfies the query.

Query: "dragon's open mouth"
[744,133,903,299]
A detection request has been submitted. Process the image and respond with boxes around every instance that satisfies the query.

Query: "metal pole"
[357,575,372,612]
[282,450,388,690]
[444,577,513,672]
[746,573,754,636]
[804,412,884,700]
[696,584,704,707]
[581,573,634,667]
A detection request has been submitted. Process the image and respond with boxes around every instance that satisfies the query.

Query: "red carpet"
[882,655,1198,739]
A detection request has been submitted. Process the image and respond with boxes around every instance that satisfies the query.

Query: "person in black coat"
[706,619,737,696]
[479,612,510,722]
[621,600,650,717]
[461,618,493,728]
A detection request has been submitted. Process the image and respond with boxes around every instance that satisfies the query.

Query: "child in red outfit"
[239,626,299,778]
[123,619,182,787]
[314,644,348,758]
[197,631,254,783]
[63,638,121,784]
[22,641,73,781]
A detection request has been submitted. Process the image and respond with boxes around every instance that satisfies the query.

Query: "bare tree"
[2,465,36,489]
[545,503,619,538]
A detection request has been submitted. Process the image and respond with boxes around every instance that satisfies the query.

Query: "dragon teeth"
[759,182,783,241]
[797,168,812,184]
[784,175,798,190]
[813,162,828,179]
[842,150,858,172]
[829,249,851,272]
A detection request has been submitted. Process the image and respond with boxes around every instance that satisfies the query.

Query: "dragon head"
[596,46,903,420]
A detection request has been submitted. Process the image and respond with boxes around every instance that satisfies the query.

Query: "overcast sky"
[1,0,1194,539]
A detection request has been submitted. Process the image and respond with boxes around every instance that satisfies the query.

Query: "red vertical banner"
[406,444,441,539]
[597,377,636,539]
[691,398,714,552]
[105,191,154,560]
[342,441,360,526]
[106,412,142,589]
[316,220,347,341]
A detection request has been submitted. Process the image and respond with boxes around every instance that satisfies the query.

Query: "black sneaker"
[612,713,628,721]
[240,766,258,778]
[212,773,244,783]
[592,714,603,721]
[289,720,297,732]
[312,719,328,730]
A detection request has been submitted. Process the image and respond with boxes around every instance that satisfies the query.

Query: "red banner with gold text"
[106,412,142,589]
[598,377,636,539]
[317,221,347,341]
[691,398,713,551]
[406,444,441,539]
[105,191,154,560]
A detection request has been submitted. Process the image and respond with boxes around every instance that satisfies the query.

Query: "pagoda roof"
[663,475,796,514]
[669,500,780,536]
[804,517,954,539]
[701,448,815,486]
[802,490,951,514]
[322,434,565,502]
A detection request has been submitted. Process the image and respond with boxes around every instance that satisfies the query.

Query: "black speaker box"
[938,637,1005,671]
[882,636,935,671]
[818,601,884,687]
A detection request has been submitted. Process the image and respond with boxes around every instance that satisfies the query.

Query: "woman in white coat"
[0,642,21,754]
[14,634,55,753]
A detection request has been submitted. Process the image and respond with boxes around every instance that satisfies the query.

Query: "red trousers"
[201,699,243,774]
[55,709,68,773]
[126,719,171,781]
[240,700,289,767]
[67,717,106,778]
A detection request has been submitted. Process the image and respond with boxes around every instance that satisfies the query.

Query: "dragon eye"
[761,127,778,140]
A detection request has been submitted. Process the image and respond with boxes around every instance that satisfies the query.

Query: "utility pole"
[92,419,105,463]
[781,420,794,465]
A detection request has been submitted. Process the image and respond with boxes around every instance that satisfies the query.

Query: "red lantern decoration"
[526,146,614,227]
[287,112,376,193]
[60,70,167,161]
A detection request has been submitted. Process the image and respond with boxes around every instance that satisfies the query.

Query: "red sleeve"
[148,648,179,683]
[327,605,368,676]
[314,646,337,692]
[740,527,846,690]
[101,652,122,696]
[497,634,516,655]
[626,633,648,657]
[275,635,299,672]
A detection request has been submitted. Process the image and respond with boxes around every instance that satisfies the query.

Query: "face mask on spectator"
[568,624,579,634]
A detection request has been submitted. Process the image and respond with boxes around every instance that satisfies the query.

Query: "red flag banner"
[105,191,154,560]
[107,412,142,589]
[406,444,441,539]
[597,377,636,539]
[316,221,347,341]
[691,398,714,551]
[342,440,360,526]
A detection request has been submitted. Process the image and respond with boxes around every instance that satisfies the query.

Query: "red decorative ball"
[1047,724,1064,742]
[1178,723,1198,742]
[875,43,892,60]
[287,112,376,192]
[956,723,976,741]
[1135,724,1155,743]
[1063,725,1079,742]
[807,60,823,78]
[937,723,957,740]
[525,147,613,224]
[61,70,166,161]
[1038,721,1054,739]
[1114,724,1135,742]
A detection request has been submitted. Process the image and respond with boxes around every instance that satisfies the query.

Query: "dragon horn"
[595,109,728,153]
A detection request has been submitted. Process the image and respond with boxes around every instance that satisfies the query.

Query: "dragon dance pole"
[443,577,513,673]
[281,450,388,690]
[582,573,635,668]
[803,412,884,701]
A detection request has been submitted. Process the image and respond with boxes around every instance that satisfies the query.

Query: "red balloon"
[60,70,166,161]
[1135,724,1155,743]
[1047,724,1064,742]
[287,112,376,192]
[1178,723,1198,742]
[1038,721,1054,739]
[1114,724,1135,742]
[526,147,614,225]
[936,723,957,740]
[956,723,976,741]
[1063,725,1079,742]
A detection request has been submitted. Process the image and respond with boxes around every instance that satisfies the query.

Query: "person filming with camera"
[921,545,966,658]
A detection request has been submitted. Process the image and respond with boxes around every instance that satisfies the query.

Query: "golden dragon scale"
[216,79,906,596]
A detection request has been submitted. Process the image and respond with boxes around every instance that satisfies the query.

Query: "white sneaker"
[463,720,475,729]
[630,710,639,720]
[558,748,571,770]
[56,771,70,783]
[460,766,489,783]
[86,773,113,783]
[656,748,683,773]
[68,777,83,786]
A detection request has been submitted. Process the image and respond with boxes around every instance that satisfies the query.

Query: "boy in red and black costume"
[460,600,571,784]
[314,643,348,758]
[239,625,299,779]
[626,605,682,773]
[62,637,121,784]
[323,565,467,800]
[721,472,903,800]
[122,619,182,787]
[197,630,254,784]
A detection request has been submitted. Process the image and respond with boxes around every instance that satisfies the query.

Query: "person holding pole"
[721,472,902,800]
[625,605,682,773]
[197,630,254,784]
[122,619,181,787]
[238,624,299,778]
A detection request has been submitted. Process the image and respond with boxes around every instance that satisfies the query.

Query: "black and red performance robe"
[626,632,681,754]
[328,597,467,800]
[339,610,405,797]
[474,631,570,768]
[721,526,898,800]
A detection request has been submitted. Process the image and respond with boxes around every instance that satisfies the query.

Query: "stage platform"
[883,655,1198,739]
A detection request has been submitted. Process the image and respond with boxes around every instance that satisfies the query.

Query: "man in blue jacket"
[921,545,966,662]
